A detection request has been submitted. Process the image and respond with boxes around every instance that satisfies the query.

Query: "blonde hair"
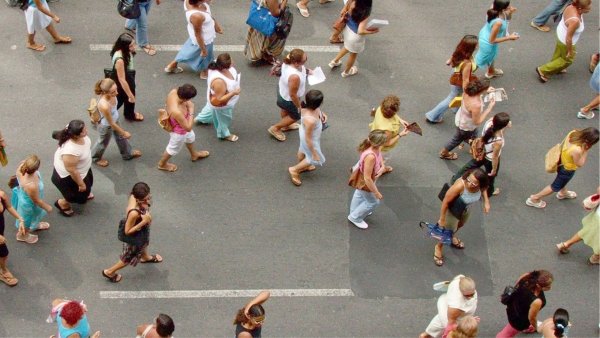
[94,78,116,95]
[568,127,599,148]
[459,276,476,294]
[20,155,40,175]
[448,315,478,338]
[358,130,387,152]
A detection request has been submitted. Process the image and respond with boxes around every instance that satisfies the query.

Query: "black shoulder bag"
[118,208,149,247]
[438,183,468,218]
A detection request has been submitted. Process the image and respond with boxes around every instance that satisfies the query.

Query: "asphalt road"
[0,0,598,337]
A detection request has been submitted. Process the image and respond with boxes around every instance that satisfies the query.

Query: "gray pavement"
[0,0,598,337]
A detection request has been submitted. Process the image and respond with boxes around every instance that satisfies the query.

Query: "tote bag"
[246,0,277,36]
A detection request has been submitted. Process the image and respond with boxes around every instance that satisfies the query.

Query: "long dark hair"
[481,112,510,144]
[55,120,86,147]
[110,33,135,69]
[450,35,478,67]
[517,270,553,293]
[233,304,265,325]
[350,0,372,23]
[208,53,232,71]
[487,0,510,22]
[461,168,489,192]
[552,308,569,338]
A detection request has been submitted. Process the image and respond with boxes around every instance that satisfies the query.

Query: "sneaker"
[577,111,595,119]
[484,68,504,79]
[347,216,368,229]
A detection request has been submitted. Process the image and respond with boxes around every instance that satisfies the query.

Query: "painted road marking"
[89,44,340,53]
[100,288,354,299]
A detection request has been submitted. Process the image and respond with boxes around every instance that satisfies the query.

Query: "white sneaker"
[577,111,595,119]
[347,216,368,229]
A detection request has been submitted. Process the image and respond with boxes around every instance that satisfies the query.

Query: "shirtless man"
[157,84,209,172]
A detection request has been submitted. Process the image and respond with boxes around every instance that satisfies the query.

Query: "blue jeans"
[550,165,575,192]
[425,85,462,123]
[125,1,152,47]
[348,189,380,223]
[532,0,570,26]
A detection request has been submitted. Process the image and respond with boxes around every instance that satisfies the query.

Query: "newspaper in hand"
[366,19,389,30]
[484,88,508,103]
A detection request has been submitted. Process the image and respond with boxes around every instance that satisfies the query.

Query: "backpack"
[157,108,173,132]
[470,137,487,161]
[87,98,102,125]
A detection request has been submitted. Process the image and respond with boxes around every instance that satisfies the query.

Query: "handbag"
[274,4,293,39]
[0,147,7,167]
[438,182,468,218]
[348,167,371,192]
[117,0,141,19]
[117,209,149,247]
[544,135,568,173]
[246,0,277,36]
[420,221,453,245]
[500,285,516,305]
[449,61,478,87]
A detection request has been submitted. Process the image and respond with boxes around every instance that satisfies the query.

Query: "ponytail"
[20,155,41,175]
[358,130,387,152]
[486,9,500,22]
[56,120,86,147]
[94,78,115,95]
[208,53,231,71]
[552,308,569,338]
[481,112,510,144]
[283,49,305,65]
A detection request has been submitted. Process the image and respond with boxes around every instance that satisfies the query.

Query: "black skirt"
[51,168,94,204]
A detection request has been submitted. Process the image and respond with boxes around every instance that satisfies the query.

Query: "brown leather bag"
[449,61,477,86]
[348,167,371,192]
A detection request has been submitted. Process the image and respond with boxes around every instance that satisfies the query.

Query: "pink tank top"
[359,148,383,178]
[170,110,191,135]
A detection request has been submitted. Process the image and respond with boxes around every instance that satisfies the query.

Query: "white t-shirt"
[436,275,478,326]
[53,136,92,178]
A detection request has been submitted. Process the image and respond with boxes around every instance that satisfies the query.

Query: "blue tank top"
[99,98,120,127]
[57,314,91,338]
[346,15,359,33]
[461,179,481,205]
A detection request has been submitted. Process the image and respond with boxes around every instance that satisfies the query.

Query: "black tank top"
[506,287,546,330]
[0,198,6,235]
[235,323,261,338]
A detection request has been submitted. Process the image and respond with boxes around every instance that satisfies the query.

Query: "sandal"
[164,66,184,74]
[329,37,344,44]
[158,163,178,172]
[328,59,342,69]
[130,150,142,159]
[288,168,302,186]
[536,67,549,83]
[589,254,600,265]
[268,127,286,141]
[141,45,156,56]
[223,134,239,142]
[341,66,358,78]
[281,122,300,132]
[525,197,546,209]
[95,159,109,167]
[434,254,444,267]
[102,270,122,283]
[26,43,46,52]
[382,166,393,175]
[53,36,72,44]
[439,152,458,160]
[451,238,465,249]
[130,112,144,122]
[530,21,550,32]
[141,254,163,263]
[35,222,50,231]
[492,188,500,196]
[556,242,570,254]
[299,165,316,173]
[191,151,210,162]
[0,272,18,286]
[16,233,38,244]
[54,200,74,217]
[296,2,309,17]
[87,193,95,200]
[556,191,577,200]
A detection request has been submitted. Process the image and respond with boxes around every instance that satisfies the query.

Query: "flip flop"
[102,270,122,283]
[451,238,465,249]
[158,164,178,172]
[329,37,343,44]
[268,127,286,141]
[141,254,163,263]
[296,2,309,17]
[141,45,156,56]
[192,151,210,161]
[299,165,316,173]
[556,242,570,254]
[526,197,546,209]
[54,200,74,217]
[164,66,184,74]
[288,168,302,186]
[35,222,50,231]
[439,152,458,160]
[223,134,239,142]
[530,21,550,32]
[434,255,444,267]
[281,122,300,132]
[53,37,72,44]
[26,44,46,52]
[130,150,142,158]
[382,166,393,175]
[95,159,109,167]
[0,273,18,286]
[556,191,577,200]
[129,112,144,122]
[536,67,548,83]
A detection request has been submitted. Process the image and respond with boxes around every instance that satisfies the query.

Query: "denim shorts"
[550,166,576,192]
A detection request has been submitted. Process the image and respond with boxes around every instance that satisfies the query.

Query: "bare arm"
[471,96,495,125]
[124,209,151,235]
[190,13,207,55]
[488,21,518,44]
[244,291,270,315]
[209,79,241,107]
[446,307,465,326]
[23,181,52,212]
[362,154,382,199]
[528,299,543,330]
[114,59,134,102]
[489,142,501,176]
[460,60,473,90]
[357,17,379,35]
[287,74,302,109]
[563,8,580,57]
[98,100,129,137]
[303,117,319,160]
[439,179,463,226]
[32,0,58,22]
[266,0,281,17]
[171,109,194,132]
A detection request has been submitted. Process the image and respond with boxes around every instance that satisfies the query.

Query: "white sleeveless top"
[185,3,215,45]
[206,67,240,109]
[557,14,584,45]
[455,97,478,131]
[278,63,307,101]
[482,118,504,161]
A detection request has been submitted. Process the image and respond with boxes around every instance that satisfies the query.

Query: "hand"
[45,205,53,213]
[374,191,383,200]
[141,212,152,224]
[523,325,536,333]
[438,218,446,227]
[445,58,451,66]
[487,95,496,107]
[91,331,101,338]
[233,87,242,95]
[201,49,208,57]
[399,127,410,137]
[488,170,496,177]
[0,235,5,245]
[216,26,224,34]
[0,137,5,148]
[53,15,60,23]
[17,223,25,237]
[473,316,481,323]
[566,50,575,59]
[321,112,328,123]
[77,184,86,192]
[121,131,131,139]
[128,95,136,103]
[155,0,161,4]
[510,33,519,40]
[367,27,379,33]
[483,201,491,213]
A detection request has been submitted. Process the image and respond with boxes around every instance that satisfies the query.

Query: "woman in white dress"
[22,0,71,52]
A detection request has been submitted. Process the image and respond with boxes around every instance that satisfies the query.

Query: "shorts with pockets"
[166,131,195,156]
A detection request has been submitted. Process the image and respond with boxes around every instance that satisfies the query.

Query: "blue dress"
[298,112,325,166]
[57,313,90,338]
[11,172,47,231]
[475,18,507,68]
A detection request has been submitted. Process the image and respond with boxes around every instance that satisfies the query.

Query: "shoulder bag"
[449,61,478,87]
[544,135,568,173]
[438,182,468,218]
[246,0,277,36]
[118,0,141,19]
[117,208,149,247]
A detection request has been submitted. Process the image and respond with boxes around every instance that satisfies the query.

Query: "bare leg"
[165,61,179,71]
[157,151,176,170]
[272,114,296,131]
[580,95,600,114]
[57,198,71,211]
[332,48,349,63]
[563,233,583,249]
[290,157,311,174]
[104,260,127,277]
[529,185,554,203]
[45,24,70,43]
[186,143,209,161]
[343,53,358,73]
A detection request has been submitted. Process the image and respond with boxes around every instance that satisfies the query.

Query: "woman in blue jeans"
[347,130,387,230]
[425,35,478,124]
[125,0,160,56]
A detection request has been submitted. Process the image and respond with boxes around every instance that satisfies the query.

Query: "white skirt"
[343,26,365,54]
[25,1,52,34]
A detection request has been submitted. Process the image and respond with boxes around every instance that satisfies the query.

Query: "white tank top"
[455,96,478,131]
[482,118,504,161]
[557,14,584,45]
[186,4,215,46]
[206,67,240,109]
[278,63,307,101]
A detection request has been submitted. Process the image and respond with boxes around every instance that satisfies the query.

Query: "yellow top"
[369,106,401,152]
[561,131,578,171]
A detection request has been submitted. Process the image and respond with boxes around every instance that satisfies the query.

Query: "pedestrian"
[439,79,496,161]
[474,0,519,79]
[0,189,25,286]
[496,270,553,337]
[91,78,142,167]
[287,89,328,186]
[434,168,490,266]
[424,35,479,124]
[369,94,410,174]
[347,130,387,229]
[328,0,378,77]
[538,308,570,338]
[125,0,161,56]
[21,0,71,52]
[329,0,353,44]
[194,53,242,141]
[157,84,210,172]
[48,299,101,338]
[102,182,161,283]
[451,112,511,196]
[577,59,599,119]
[164,0,223,79]
[530,0,571,32]
[110,33,144,122]
[244,0,289,64]
[419,275,478,338]
[136,313,175,338]
[268,49,310,142]
[536,0,591,83]
[11,155,53,244]
[51,120,94,217]
[556,186,599,264]
[526,127,599,209]
[446,315,479,338]
[234,290,270,338]
[295,0,334,18]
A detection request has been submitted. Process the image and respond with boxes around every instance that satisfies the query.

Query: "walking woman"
[556,186,600,264]
[328,0,378,78]
[102,182,161,283]
[526,127,599,208]
[536,0,591,83]
[347,130,387,230]
[136,313,175,338]
[538,308,570,338]
[11,155,52,244]
[164,0,223,79]
[434,168,490,266]
[125,0,161,56]
[439,79,496,160]
[244,0,289,64]
[110,33,144,122]
[234,290,270,338]
[268,49,310,142]
[0,189,25,286]
[497,270,553,337]
[21,0,71,52]
[91,78,142,167]
[49,299,100,338]
[474,0,519,79]
[51,120,93,217]
[424,35,478,124]
[195,53,242,141]
[369,95,410,174]
[452,112,511,196]
[288,89,328,186]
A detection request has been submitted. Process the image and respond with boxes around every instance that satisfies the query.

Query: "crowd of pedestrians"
[2,0,598,336]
